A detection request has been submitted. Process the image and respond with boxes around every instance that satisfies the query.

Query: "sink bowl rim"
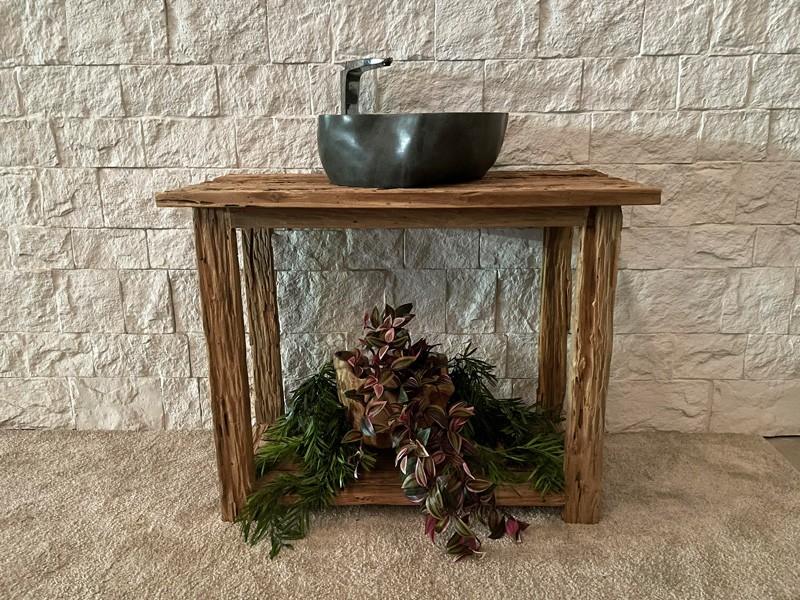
[318,111,508,118]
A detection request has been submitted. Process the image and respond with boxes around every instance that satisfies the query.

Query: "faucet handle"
[342,57,393,73]
[341,57,393,115]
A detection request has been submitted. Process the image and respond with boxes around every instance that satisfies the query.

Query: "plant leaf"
[446,533,463,554]
[367,400,387,418]
[342,429,362,444]
[449,402,475,418]
[453,517,473,538]
[370,306,380,328]
[402,473,417,490]
[415,457,428,487]
[447,430,462,453]
[400,454,409,475]
[505,517,520,539]
[395,445,409,465]
[462,461,475,480]
[415,440,430,458]
[360,418,375,438]
[417,427,431,446]
[465,478,493,493]
[391,355,417,371]
[395,303,413,317]
[488,514,506,539]
[397,387,409,404]
[435,516,449,534]
[425,488,443,520]
[425,515,437,542]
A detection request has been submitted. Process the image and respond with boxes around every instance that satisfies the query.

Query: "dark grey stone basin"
[317,112,508,189]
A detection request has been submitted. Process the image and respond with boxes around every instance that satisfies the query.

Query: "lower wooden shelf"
[252,425,565,508]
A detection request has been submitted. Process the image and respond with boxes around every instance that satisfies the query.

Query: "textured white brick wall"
[1,0,798,434]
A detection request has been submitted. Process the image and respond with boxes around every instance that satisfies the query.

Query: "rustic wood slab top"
[155,169,661,210]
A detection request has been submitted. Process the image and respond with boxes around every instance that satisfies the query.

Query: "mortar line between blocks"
[161,0,171,64]
[637,0,648,56]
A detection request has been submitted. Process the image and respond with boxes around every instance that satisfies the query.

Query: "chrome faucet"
[341,57,393,115]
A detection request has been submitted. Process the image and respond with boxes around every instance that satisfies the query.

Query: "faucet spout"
[341,57,393,115]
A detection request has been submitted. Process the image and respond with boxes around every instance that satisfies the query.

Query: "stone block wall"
[1,0,798,434]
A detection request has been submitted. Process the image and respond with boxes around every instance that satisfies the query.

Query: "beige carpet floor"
[1,431,798,599]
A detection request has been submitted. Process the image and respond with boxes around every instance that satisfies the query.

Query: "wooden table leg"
[193,208,254,522]
[562,206,622,524]
[536,227,573,417]
[242,228,284,426]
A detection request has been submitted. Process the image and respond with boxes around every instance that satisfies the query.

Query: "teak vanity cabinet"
[156,170,661,525]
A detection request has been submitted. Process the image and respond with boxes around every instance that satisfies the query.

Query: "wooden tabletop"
[155,169,661,210]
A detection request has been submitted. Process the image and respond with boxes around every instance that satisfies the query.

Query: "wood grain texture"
[252,423,268,453]
[242,228,284,426]
[156,170,661,209]
[562,207,622,524]
[255,450,565,507]
[536,227,573,417]
[229,206,588,229]
[193,208,255,522]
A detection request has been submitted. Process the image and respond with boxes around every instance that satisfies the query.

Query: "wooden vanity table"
[155,169,660,525]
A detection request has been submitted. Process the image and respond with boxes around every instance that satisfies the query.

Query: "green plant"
[333,303,441,444]
[239,303,564,560]
[336,304,547,559]
[238,365,376,558]
[449,349,565,495]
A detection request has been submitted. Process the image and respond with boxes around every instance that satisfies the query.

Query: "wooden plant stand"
[156,170,660,524]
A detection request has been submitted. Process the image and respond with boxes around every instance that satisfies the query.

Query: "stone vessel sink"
[316,57,507,188]
[317,112,508,189]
